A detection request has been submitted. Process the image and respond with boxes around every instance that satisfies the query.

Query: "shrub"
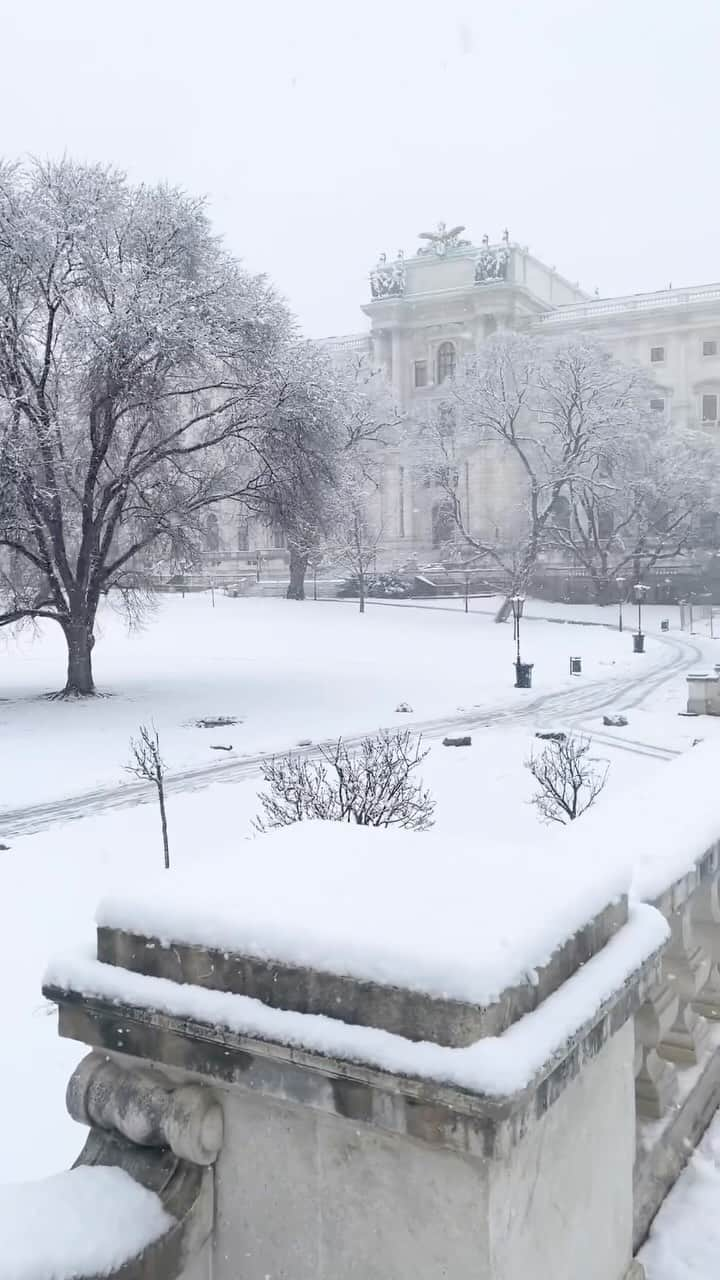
[255,729,435,832]
[526,733,608,824]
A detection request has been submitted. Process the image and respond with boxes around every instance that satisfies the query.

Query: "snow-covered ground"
[640,1107,720,1279]
[0,592,687,810]
[1,592,719,1191]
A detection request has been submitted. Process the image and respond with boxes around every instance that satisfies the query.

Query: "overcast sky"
[1,0,716,336]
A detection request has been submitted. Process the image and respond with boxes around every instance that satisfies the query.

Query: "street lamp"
[633,583,649,653]
[616,576,626,632]
[511,595,533,687]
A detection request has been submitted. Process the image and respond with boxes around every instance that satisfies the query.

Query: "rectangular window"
[414,360,428,388]
[650,346,665,363]
[702,393,718,422]
[650,398,665,413]
[398,466,405,537]
[704,340,718,357]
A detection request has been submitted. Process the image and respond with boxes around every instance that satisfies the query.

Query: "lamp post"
[633,583,649,653]
[616,576,626,632]
[511,595,532,687]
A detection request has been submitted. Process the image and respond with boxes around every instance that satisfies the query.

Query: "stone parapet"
[41,880,664,1280]
[95,895,626,1049]
[632,834,720,1246]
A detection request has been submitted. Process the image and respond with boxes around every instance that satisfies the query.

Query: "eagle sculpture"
[417,222,469,255]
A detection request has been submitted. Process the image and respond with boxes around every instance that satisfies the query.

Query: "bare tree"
[419,335,659,616]
[333,477,385,614]
[126,724,170,868]
[255,729,435,831]
[0,158,293,694]
[526,733,608,824]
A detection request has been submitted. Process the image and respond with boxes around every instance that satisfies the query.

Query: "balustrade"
[633,845,720,1246]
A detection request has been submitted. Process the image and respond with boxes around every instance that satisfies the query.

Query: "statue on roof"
[475,246,510,284]
[370,250,406,299]
[417,221,471,257]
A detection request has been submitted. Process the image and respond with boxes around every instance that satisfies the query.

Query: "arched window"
[437,342,456,384]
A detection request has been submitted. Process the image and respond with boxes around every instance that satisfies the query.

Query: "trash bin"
[515,661,534,689]
[633,633,645,654]
[570,656,582,675]
[660,619,669,632]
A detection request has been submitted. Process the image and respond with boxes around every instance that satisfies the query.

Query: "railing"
[538,283,720,326]
[322,332,372,353]
[631,813,720,1245]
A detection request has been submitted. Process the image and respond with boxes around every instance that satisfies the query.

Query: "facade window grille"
[437,342,457,384]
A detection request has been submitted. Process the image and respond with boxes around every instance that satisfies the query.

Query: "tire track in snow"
[0,631,702,839]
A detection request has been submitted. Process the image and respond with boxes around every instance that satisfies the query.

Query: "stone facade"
[340,229,720,563]
[202,226,720,570]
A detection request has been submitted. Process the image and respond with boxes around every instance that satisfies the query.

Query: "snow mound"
[0,1165,174,1279]
[97,819,629,1007]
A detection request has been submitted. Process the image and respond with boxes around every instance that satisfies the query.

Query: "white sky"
[1,0,716,336]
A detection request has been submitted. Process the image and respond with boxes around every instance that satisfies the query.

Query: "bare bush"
[127,724,171,868]
[255,729,435,832]
[526,733,608,824]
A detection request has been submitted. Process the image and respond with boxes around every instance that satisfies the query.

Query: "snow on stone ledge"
[558,738,720,904]
[46,903,667,1099]
[0,1165,174,1280]
[96,820,630,1008]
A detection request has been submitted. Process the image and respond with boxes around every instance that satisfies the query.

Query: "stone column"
[634,982,679,1118]
[692,873,720,1019]
[657,900,711,1065]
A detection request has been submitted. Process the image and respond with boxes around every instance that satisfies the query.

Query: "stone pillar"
[634,982,679,1118]
[689,872,720,1017]
[44,895,664,1280]
[657,901,711,1065]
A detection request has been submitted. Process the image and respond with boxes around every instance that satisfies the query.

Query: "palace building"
[214,223,720,568]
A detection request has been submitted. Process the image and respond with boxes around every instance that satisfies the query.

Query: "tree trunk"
[359,568,366,614]
[62,618,96,695]
[157,778,170,870]
[286,550,308,601]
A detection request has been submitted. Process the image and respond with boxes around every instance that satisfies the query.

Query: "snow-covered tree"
[549,421,713,600]
[419,334,664,614]
[0,158,292,693]
[249,348,397,600]
[330,467,385,613]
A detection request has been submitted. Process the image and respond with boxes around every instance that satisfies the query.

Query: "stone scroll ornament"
[475,246,510,283]
[370,250,406,299]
